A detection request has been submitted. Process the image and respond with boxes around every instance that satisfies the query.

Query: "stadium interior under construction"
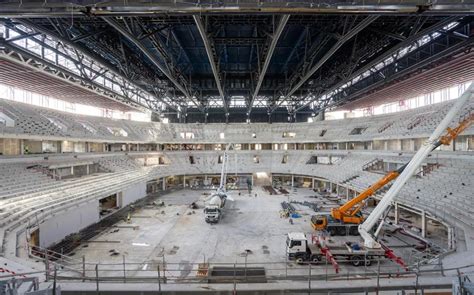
[0,1,473,294]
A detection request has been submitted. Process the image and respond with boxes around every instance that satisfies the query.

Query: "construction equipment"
[359,83,473,249]
[204,143,234,223]
[311,85,473,237]
[294,84,473,270]
[286,232,385,268]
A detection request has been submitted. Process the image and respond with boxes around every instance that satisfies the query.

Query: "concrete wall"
[38,181,146,248]
[387,139,401,151]
[121,182,146,206]
[61,141,74,153]
[88,142,103,152]
[0,138,20,155]
[39,200,99,248]
[24,140,42,154]
[74,142,86,153]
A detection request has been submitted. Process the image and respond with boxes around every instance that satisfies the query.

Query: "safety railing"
[35,254,462,284]
[2,258,471,294]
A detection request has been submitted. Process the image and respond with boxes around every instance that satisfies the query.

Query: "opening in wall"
[99,194,118,217]
[253,155,260,163]
[349,127,367,135]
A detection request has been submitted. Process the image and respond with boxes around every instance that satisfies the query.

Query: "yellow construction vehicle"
[311,110,473,236]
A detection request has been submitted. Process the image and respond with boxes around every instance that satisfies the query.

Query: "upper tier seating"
[1,98,473,143]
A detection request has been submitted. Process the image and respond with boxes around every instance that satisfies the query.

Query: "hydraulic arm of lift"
[359,83,473,249]
[328,85,473,231]
[218,143,233,193]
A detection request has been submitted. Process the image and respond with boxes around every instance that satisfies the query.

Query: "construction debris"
[290,201,320,212]
[281,202,296,214]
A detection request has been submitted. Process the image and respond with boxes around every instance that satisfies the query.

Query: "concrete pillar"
[346,188,350,201]
[312,178,315,190]
[162,177,166,191]
[71,166,74,176]
[291,175,294,187]
[86,164,90,175]
[329,182,333,193]
[448,226,454,250]
[20,139,24,155]
[315,110,324,121]
[394,202,399,225]
[183,175,186,188]
[421,210,426,238]
[336,185,340,195]
[136,144,139,151]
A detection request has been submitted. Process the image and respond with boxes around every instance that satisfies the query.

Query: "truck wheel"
[351,255,363,267]
[328,227,337,236]
[311,255,321,264]
[349,227,359,236]
[365,257,372,266]
[295,255,305,264]
[337,227,346,236]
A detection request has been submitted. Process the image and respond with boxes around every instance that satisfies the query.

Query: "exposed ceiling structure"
[0,57,137,112]
[340,51,474,110]
[0,1,472,122]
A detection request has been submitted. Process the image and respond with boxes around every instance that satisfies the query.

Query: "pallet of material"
[263,185,278,195]
[279,188,289,194]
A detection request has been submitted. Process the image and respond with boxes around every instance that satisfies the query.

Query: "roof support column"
[193,15,228,114]
[248,14,290,115]
[271,15,379,112]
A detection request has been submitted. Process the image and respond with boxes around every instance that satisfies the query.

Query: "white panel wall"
[39,200,99,248]
[121,182,146,206]
[38,182,146,248]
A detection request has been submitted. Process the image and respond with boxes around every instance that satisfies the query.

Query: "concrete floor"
[66,186,436,281]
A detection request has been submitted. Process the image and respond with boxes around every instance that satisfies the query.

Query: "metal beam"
[248,14,289,114]
[193,15,227,113]
[293,16,462,113]
[271,15,379,112]
[1,1,474,17]
[102,16,203,111]
[0,43,146,112]
[12,18,179,112]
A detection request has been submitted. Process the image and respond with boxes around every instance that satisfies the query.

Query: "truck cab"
[286,233,320,263]
[204,206,221,223]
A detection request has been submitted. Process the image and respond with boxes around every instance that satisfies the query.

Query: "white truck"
[204,191,227,224]
[286,232,385,267]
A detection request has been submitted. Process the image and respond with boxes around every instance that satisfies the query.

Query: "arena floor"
[57,186,435,281]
